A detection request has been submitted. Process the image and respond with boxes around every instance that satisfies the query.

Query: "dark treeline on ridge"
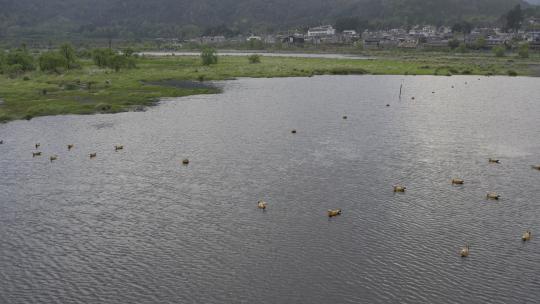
[0,0,537,41]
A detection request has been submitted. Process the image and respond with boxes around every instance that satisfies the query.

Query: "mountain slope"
[0,0,524,38]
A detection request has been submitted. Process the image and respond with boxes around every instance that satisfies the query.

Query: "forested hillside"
[0,0,528,39]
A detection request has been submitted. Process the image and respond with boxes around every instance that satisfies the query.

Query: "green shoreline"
[0,53,537,123]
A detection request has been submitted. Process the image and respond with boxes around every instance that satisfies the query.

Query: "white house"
[307,25,336,37]
[246,35,262,41]
[342,30,357,36]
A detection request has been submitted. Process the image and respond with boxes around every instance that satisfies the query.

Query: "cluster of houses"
[181,21,540,50]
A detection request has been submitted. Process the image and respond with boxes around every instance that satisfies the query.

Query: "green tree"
[59,43,77,68]
[123,48,135,57]
[248,39,264,50]
[5,64,24,78]
[39,52,68,73]
[448,39,460,49]
[452,21,472,43]
[6,49,35,72]
[505,5,523,32]
[493,45,505,57]
[475,37,486,49]
[335,17,367,32]
[456,43,468,53]
[109,55,126,72]
[0,50,5,74]
[518,43,529,58]
[92,48,116,68]
[91,48,135,71]
[201,47,218,65]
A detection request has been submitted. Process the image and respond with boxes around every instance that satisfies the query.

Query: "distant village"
[161,19,540,51]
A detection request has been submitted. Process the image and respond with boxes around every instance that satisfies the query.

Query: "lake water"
[141,51,371,60]
[0,75,539,304]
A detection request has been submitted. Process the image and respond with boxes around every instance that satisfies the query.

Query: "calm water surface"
[0,75,539,303]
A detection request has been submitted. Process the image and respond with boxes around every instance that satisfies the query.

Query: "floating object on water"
[532,165,540,171]
[393,185,406,192]
[35,143,40,149]
[0,140,3,144]
[50,155,58,162]
[488,158,500,164]
[411,97,415,100]
[343,115,348,120]
[522,231,532,241]
[89,153,97,158]
[67,144,74,150]
[32,152,42,157]
[114,145,124,151]
[451,178,464,185]
[460,244,470,257]
[291,129,297,134]
[328,209,342,217]
[451,85,454,88]
[182,159,189,165]
[257,201,267,210]
[432,91,435,94]
[486,192,500,200]
[386,104,390,107]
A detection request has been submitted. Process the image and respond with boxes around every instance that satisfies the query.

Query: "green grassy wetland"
[0,52,538,123]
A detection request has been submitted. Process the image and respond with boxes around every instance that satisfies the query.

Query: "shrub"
[39,52,68,73]
[5,64,24,78]
[248,54,261,64]
[95,103,112,112]
[493,46,505,57]
[92,48,116,68]
[518,43,529,59]
[448,39,460,49]
[92,48,136,71]
[201,47,218,65]
[456,43,468,53]
[122,48,135,57]
[0,51,5,74]
[59,43,78,69]
[507,70,518,76]
[329,67,367,75]
[6,49,35,72]
[475,37,487,50]
[64,83,78,90]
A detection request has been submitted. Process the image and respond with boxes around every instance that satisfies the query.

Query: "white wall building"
[246,35,262,41]
[308,25,336,37]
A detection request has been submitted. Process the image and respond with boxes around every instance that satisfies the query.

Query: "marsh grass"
[0,53,534,123]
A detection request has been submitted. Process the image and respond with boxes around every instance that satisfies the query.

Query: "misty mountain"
[0,0,525,38]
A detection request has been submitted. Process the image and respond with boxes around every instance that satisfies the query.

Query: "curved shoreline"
[0,54,535,124]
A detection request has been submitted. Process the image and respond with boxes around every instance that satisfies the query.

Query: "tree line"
[0,44,137,78]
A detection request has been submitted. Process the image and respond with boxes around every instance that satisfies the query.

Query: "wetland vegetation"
[0,46,538,123]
